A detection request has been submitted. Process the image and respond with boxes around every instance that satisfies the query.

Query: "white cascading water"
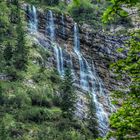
[28,5,38,32]
[46,10,55,41]
[28,6,109,136]
[74,23,90,91]
[47,11,64,76]
[73,23,108,136]
[53,45,64,76]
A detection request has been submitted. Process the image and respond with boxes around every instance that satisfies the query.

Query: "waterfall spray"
[73,23,109,136]
[28,5,38,32]
[47,10,64,76]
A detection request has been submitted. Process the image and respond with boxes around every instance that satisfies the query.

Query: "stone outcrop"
[35,9,127,90]
[25,4,128,136]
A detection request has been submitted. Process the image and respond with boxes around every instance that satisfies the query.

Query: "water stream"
[74,23,90,91]
[47,11,64,76]
[73,23,109,136]
[28,5,38,32]
[28,7,109,136]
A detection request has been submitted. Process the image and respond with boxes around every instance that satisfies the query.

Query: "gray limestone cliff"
[24,4,128,136]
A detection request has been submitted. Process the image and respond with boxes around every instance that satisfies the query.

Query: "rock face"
[25,5,127,136]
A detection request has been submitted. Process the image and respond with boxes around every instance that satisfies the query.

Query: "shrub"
[19,107,53,123]
[0,82,31,108]
[7,92,31,108]
[19,107,61,123]
[28,88,53,108]
[68,0,94,20]
[43,0,59,6]
[32,72,47,83]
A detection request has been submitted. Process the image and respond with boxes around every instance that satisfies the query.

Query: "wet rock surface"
[26,5,128,136]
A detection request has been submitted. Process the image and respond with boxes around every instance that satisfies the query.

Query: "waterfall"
[27,5,109,136]
[47,10,64,76]
[86,60,109,135]
[73,23,108,136]
[74,23,80,52]
[46,10,55,41]
[74,23,90,91]
[53,44,64,76]
[28,5,38,32]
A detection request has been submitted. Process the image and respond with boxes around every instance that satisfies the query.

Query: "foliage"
[0,1,97,138]
[0,0,29,78]
[28,88,54,107]
[102,0,140,23]
[13,18,28,71]
[102,0,140,139]
[87,93,99,138]
[60,68,77,120]
[68,0,94,23]
[106,35,140,140]
[25,0,59,6]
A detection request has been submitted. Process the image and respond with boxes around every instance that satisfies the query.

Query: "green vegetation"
[24,0,109,30]
[0,0,140,140]
[105,36,140,140]
[87,93,99,138]
[60,68,77,120]
[0,1,99,139]
[102,0,140,140]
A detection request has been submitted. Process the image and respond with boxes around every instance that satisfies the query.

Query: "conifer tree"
[60,68,77,120]
[3,42,13,66]
[87,93,99,138]
[12,1,28,71]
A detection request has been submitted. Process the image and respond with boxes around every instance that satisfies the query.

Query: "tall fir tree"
[60,68,77,120]
[12,1,28,71]
[87,93,99,138]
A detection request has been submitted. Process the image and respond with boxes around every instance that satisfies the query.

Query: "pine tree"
[87,93,99,138]
[60,68,77,120]
[3,42,13,66]
[12,1,28,71]
[13,21,28,70]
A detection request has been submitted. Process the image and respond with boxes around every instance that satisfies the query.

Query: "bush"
[48,69,62,84]
[19,107,61,123]
[68,0,94,20]
[50,107,62,120]
[7,92,31,108]
[0,82,31,108]
[43,0,59,6]
[61,129,86,140]
[32,72,47,83]
[19,107,53,123]
[28,88,53,108]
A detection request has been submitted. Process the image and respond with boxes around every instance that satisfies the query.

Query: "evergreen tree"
[87,93,99,138]
[13,20,28,70]
[12,1,28,71]
[60,68,77,120]
[3,42,13,66]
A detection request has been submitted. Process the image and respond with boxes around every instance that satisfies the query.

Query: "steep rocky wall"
[25,5,129,135]
[35,9,128,91]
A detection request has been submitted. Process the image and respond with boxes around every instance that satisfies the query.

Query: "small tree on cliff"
[60,68,77,120]
[87,93,99,138]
